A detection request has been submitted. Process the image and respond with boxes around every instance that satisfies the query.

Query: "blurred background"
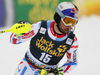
[0,0,100,75]
[1,0,100,27]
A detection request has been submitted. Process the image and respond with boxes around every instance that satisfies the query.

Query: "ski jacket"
[10,20,79,73]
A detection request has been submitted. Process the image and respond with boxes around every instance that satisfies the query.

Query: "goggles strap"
[71,25,76,32]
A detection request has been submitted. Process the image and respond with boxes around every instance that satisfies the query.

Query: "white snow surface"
[0,15,100,75]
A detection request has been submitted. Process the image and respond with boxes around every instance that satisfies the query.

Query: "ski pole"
[0,23,31,34]
[41,69,55,75]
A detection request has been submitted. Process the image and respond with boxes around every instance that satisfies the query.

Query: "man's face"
[59,20,71,34]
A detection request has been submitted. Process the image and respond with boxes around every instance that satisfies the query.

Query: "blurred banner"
[74,0,100,17]
[0,0,5,27]
[1,0,100,27]
[13,0,73,24]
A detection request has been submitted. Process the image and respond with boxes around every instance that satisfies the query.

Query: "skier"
[10,2,79,75]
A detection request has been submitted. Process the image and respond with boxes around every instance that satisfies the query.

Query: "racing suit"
[10,20,79,75]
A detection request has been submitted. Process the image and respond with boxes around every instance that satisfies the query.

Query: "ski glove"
[41,68,64,75]
[54,68,64,75]
[16,34,23,36]
[15,20,30,36]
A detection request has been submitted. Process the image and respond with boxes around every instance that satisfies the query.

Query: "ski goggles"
[61,17,77,27]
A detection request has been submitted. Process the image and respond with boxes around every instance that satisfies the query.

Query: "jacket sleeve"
[10,22,41,44]
[61,36,79,73]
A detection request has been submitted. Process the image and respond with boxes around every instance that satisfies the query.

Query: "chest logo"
[39,27,46,34]
[36,37,68,57]
[57,45,68,53]
[66,38,73,45]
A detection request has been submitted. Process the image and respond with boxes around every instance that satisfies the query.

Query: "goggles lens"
[62,17,77,27]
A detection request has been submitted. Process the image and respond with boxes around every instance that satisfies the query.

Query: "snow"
[0,15,100,75]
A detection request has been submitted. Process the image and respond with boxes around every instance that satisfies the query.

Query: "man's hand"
[16,34,23,36]
[15,20,30,36]
[41,68,64,75]
[54,68,64,75]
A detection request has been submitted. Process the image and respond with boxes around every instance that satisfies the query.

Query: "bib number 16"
[39,52,52,63]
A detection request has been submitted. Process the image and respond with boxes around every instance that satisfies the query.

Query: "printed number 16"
[39,53,52,63]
